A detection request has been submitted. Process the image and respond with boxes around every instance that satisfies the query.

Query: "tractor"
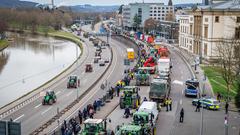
[67,75,79,88]
[85,64,93,72]
[135,67,151,86]
[42,90,57,105]
[81,119,111,135]
[119,86,141,109]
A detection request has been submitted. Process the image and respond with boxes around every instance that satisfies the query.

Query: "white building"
[179,0,240,60]
[122,1,174,29]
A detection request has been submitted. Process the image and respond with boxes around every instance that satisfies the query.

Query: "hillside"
[70,4,119,12]
[0,0,37,8]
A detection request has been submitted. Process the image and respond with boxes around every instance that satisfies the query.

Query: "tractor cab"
[120,86,140,109]
[81,119,106,135]
[133,111,150,125]
[116,125,142,135]
[67,75,79,88]
[135,67,151,86]
[42,90,57,105]
[85,64,93,72]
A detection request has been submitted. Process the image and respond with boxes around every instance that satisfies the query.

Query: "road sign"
[0,121,7,135]
[8,122,21,135]
[0,121,21,135]
[124,59,130,65]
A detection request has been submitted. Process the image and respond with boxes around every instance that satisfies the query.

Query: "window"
[235,27,240,39]
[158,11,161,13]
[237,17,240,23]
[158,7,161,9]
[154,11,156,13]
[204,43,208,56]
[154,14,156,16]
[150,14,152,16]
[150,11,152,13]
[162,17,164,20]
[190,24,192,35]
[154,7,157,9]
[215,16,219,23]
[162,11,165,13]
[190,17,193,21]
[204,25,208,38]
[158,17,160,20]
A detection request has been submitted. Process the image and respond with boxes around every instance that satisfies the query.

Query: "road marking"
[56,91,61,95]
[41,107,52,115]
[66,91,73,97]
[13,114,24,122]
[34,104,42,109]
[182,89,184,95]
[172,80,184,85]
[180,99,182,105]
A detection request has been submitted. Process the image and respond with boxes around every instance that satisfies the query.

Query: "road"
[2,32,112,134]
[95,29,240,134]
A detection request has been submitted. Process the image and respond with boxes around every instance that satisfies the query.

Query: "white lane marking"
[34,104,42,109]
[41,107,52,115]
[172,80,184,85]
[13,114,25,122]
[180,99,182,105]
[182,89,184,95]
[56,91,61,95]
[66,91,73,97]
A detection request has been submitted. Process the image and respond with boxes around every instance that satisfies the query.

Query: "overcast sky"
[23,0,202,6]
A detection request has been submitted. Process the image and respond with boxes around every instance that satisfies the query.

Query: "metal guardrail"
[30,37,114,135]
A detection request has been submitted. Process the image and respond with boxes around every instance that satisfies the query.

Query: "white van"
[138,101,159,124]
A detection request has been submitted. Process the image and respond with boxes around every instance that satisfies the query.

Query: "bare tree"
[216,38,238,102]
[144,18,158,34]
[233,39,240,108]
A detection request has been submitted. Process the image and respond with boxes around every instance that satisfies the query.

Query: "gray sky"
[23,0,202,6]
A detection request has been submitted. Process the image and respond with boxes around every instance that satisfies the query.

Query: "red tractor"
[158,47,169,57]
[143,56,156,74]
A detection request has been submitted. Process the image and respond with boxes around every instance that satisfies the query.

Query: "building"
[179,0,240,61]
[122,1,174,30]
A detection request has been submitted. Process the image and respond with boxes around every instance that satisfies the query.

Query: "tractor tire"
[49,99,53,105]
[42,100,45,105]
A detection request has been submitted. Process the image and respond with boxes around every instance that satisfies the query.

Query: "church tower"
[168,0,173,6]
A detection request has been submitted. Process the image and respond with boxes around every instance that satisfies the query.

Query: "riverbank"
[0,40,9,51]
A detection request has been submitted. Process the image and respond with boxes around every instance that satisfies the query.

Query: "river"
[0,32,81,108]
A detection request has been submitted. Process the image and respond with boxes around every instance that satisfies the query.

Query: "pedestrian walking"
[165,98,169,112]
[78,110,83,124]
[64,120,67,129]
[116,85,120,97]
[180,108,184,123]
[195,100,201,112]
[169,98,172,111]
[225,102,229,114]
[93,101,97,112]
[83,108,87,120]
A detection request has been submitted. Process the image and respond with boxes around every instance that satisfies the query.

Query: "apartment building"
[122,1,174,29]
[179,0,240,60]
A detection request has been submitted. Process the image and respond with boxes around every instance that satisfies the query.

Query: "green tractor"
[115,125,142,135]
[67,75,79,88]
[81,119,111,135]
[42,91,57,105]
[120,86,141,109]
[135,67,150,86]
[132,111,156,135]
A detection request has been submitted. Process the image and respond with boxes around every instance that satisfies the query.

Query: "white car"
[99,60,105,66]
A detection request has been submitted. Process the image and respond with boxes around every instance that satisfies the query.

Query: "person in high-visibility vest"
[169,98,172,111]
[165,98,169,112]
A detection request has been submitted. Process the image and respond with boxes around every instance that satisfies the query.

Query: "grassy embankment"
[202,66,237,99]
[0,40,9,51]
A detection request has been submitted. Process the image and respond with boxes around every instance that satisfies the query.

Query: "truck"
[157,58,171,79]
[149,79,170,103]
[127,48,134,61]
[119,86,141,109]
[135,67,151,86]
[81,119,111,135]
[115,125,143,135]
[185,79,199,97]
[158,47,169,57]
[137,101,158,125]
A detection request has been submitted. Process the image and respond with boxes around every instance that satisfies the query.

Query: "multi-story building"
[122,1,174,30]
[179,0,240,61]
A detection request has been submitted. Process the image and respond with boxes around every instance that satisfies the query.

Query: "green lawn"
[202,66,237,98]
[0,40,9,50]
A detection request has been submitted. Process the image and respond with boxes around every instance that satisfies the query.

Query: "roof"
[120,124,141,131]
[152,78,168,84]
[84,119,102,124]
[123,86,137,89]
[138,67,155,70]
[196,1,240,11]
[158,58,170,62]
[134,111,148,116]
[139,101,156,111]
[127,48,134,52]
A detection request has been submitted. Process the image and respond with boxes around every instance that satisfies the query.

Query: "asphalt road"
[1,24,140,135]
[101,35,240,135]
[2,33,112,134]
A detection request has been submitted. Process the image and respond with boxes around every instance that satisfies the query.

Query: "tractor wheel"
[49,99,53,105]
[42,100,45,105]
